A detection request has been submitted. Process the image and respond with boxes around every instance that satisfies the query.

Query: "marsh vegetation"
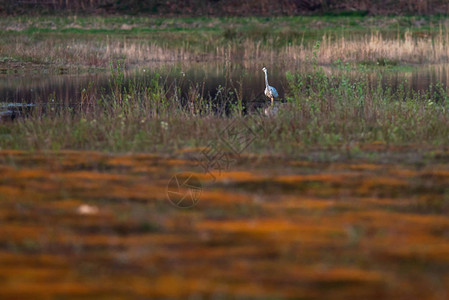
[2,60,449,153]
[2,15,449,152]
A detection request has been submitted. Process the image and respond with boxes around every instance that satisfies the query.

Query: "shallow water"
[2,61,449,109]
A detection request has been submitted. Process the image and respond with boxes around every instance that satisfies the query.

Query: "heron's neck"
[264,71,269,88]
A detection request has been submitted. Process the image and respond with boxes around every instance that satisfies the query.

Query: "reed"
[3,30,449,71]
[3,16,449,70]
[283,30,449,64]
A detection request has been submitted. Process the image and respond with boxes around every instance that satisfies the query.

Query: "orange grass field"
[1,149,449,299]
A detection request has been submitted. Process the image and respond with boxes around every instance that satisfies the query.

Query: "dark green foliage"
[2,0,449,16]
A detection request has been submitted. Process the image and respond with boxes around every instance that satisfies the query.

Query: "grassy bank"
[2,15,449,72]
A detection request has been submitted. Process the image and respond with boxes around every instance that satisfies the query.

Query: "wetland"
[2,14,449,300]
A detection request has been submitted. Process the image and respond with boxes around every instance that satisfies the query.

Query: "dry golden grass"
[4,29,449,69]
[106,30,449,64]
[1,150,449,299]
[283,30,449,64]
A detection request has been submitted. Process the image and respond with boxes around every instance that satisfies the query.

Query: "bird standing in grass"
[262,67,278,105]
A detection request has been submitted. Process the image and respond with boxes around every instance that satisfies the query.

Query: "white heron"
[262,67,279,105]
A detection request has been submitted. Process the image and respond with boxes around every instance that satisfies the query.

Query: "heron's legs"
[270,97,273,106]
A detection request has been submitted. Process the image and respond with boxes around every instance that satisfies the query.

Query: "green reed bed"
[2,63,449,155]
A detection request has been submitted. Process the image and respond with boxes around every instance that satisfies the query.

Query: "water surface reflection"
[1,62,449,108]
